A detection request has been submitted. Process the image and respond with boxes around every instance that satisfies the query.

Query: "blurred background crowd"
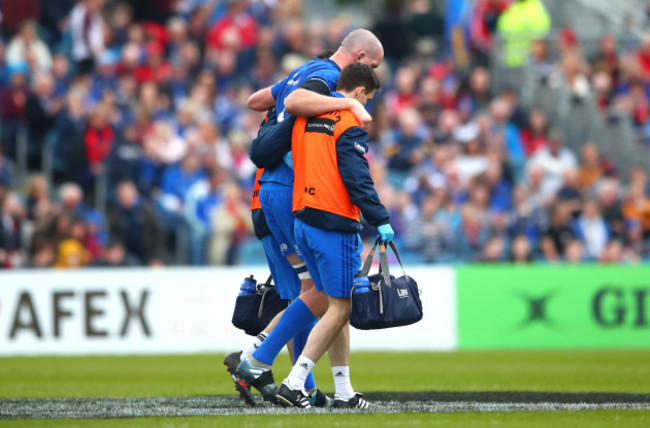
[2,0,650,268]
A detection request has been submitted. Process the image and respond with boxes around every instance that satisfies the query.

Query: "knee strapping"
[292,262,311,280]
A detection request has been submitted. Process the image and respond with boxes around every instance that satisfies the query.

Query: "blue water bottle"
[239,275,258,296]
[353,276,371,294]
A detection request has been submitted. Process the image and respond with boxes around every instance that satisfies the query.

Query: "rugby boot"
[309,389,333,408]
[236,358,278,404]
[223,351,256,406]
[331,392,372,409]
[275,380,313,409]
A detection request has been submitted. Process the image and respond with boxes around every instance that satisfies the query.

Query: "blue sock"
[293,319,317,391]
[253,298,316,366]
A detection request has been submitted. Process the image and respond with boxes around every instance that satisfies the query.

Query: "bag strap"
[386,241,408,277]
[359,237,381,277]
[264,274,273,287]
[360,238,407,282]
[257,274,274,318]
[378,243,392,287]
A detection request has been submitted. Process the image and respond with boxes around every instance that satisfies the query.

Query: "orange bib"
[292,109,361,222]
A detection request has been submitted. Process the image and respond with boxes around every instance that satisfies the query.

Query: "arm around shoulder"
[285,88,355,118]
[247,87,275,111]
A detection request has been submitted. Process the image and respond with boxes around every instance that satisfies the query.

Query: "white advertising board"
[0,267,456,355]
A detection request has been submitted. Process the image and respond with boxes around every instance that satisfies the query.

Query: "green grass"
[1,351,649,427]
[0,411,648,428]
[1,351,649,398]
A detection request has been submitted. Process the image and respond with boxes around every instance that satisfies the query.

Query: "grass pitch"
[1,351,649,426]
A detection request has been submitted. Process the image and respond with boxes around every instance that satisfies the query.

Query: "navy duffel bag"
[350,240,423,330]
[231,275,289,336]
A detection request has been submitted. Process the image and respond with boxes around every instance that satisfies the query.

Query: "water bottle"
[353,276,371,294]
[239,275,257,296]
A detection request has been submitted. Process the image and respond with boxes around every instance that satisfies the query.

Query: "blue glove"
[377,224,394,244]
[282,151,294,169]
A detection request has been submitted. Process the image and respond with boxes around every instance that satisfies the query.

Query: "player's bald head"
[339,29,384,68]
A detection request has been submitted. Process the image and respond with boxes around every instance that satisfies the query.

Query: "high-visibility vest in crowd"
[497,0,551,68]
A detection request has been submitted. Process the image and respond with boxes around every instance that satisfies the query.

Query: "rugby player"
[276,63,392,409]
[224,49,336,407]
[235,30,384,405]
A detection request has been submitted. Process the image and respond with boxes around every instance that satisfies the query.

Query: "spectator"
[485,161,512,212]
[5,21,52,72]
[209,181,252,265]
[592,70,613,112]
[387,108,427,176]
[184,166,225,265]
[109,181,165,265]
[107,122,143,189]
[625,220,648,260]
[54,89,90,187]
[598,179,625,239]
[225,129,256,185]
[638,34,650,81]
[623,183,650,238]
[409,0,444,48]
[578,143,603,190]
[158,151,205,223]
[599,239,626,264]
[508,184,545,245]
[0,192,25,268]
[28,238,56,268]
[526,128,578,201]
[519,109,549,156]
[206,0,258,53]
[556,170,582,217]
[480,236,506,262]
[25,174,52,222]
[454,128,488,186]
[55,238,89,268]
[540,203,575,262]
[591,34,620,83]
[574,199,610,260]
[497,0,551,68]
[0,148,12,190]
[453,203,490,262]
[405,193,457,263]
[91,51,120,102]
[372,0,411,66]
[0,0,42,36]
[85,104,114,176]
[69,0,105,74]
[0,64,29,161]
[135,40,172,84]
[564,239,585,263]
[470,0,509,65]
[108,2,134,47]
[26,71,61,169]
[92,238,140,267]
[52,54,72,97]
[559,51,591,106]
[467,66,492,112]
[510,234,533,263]
[488,98,525,180]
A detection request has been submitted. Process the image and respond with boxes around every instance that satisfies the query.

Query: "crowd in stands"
[2,0,650,268]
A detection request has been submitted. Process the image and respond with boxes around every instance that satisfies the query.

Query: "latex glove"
[377,224,394,244]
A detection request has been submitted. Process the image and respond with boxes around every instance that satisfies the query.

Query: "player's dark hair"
[316,49,335,59]
[336,63,380,94]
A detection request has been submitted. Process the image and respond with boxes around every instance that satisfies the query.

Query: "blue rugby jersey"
[258,58,341,187]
